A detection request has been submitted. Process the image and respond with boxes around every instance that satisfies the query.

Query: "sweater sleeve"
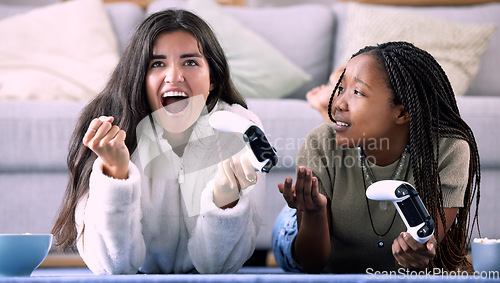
[186,104,265,273]
[188,173,264,273]
[438,138,470,208]
[75,157,146,275]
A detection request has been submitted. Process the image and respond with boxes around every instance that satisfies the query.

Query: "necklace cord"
[360,147,411,239]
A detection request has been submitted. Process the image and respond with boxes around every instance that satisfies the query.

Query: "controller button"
[403,183,418,196]
[395,185,409,198]
[417,226,431,237]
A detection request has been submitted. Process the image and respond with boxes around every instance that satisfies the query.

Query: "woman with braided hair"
[272,41,480,273]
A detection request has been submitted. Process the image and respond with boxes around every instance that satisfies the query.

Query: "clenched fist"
[82,116,129,179]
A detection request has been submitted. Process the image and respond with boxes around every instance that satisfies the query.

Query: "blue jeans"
[271,205,303,272]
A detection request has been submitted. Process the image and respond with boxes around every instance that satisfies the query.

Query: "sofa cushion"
[336,3,495,97]
[456,96,500,169]
[0,101,86,172]
[223,4,335,100]
[247,99,324,171]
[0,172,68,234]
[0,0,119,101]
[470,169,500,239]
[0,98,325,172]
[148,0,328,100]
[332,2,500,97]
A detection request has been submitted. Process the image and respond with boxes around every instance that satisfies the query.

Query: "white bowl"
[471,238,500,273]
[0,234,52,277]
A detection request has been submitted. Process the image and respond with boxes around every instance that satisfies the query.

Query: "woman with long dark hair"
[52,9,264,274]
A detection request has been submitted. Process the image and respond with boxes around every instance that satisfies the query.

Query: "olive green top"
[296,124,470,273]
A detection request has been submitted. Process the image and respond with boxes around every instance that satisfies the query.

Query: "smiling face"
[146,30,213,133]
[331,53,408,151]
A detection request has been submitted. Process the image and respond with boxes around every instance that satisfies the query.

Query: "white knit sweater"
[75,102,265,274]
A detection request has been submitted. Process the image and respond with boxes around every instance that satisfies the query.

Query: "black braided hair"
[328,41,480,271]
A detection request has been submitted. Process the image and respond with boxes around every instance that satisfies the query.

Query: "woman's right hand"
[278,167,331,272]
[278,166,327,213]
[82,116,129,179]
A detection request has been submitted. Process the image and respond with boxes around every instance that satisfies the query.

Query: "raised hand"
[278,166,327,213]
[82,116,129,179]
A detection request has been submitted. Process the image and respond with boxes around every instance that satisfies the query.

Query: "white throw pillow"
[185,0,311,99]
[0,0,120,101]
[339,3,495,96]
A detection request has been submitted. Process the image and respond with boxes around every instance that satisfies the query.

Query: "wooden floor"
[40,253,87,268]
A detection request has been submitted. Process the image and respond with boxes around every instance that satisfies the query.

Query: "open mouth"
[162,91,189,114]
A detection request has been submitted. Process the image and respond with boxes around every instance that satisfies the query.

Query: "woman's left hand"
[392,232,437,270]
[212,154,257,208]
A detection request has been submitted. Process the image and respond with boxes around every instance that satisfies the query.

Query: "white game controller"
[209,111,278,173]
[366,180,434,244]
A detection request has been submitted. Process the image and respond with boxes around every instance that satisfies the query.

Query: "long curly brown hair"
[328,41,480,271]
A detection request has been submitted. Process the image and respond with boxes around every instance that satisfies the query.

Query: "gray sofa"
[1,1,499,261]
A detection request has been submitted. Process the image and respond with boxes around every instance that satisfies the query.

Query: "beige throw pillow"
[0,0,120,101]
[339,3,495,96]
